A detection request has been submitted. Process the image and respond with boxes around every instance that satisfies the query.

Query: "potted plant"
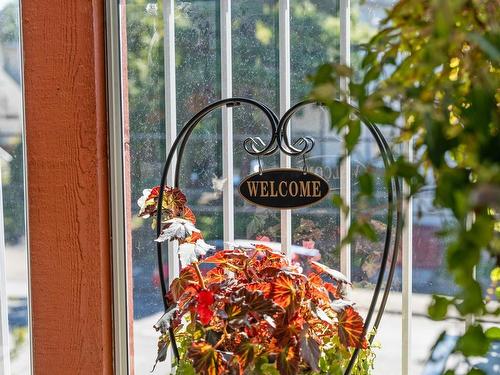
[138,186,375,374]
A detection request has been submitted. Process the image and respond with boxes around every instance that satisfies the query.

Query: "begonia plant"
[138,186,375,374]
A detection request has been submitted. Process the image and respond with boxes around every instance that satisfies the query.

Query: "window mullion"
[339,0,351,280]
[279,0,292,256]
[163,0,179,285]
[402,139,413,375]
[221,0,234,246]
[106,0,130,372]
[163,0,178,370]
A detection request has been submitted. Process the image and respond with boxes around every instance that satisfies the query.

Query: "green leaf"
[362,105,399,125]
[469,32,500,63]
[455,325,490,357]
[485,327,500,340]
[467,369,486,375]
[358,172,374,196]
[329,101,351,129]
[428,295,451,320]
[332,194,349,215]
[491,267,500,283]
[175,360,196,375]
[363,64,382,84]
[345,120,361,152]
[457,280,484,315]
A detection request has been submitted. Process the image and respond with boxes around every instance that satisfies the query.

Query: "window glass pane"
[0,0,31,373]
[175,1,222,245]
[125,2,166,372]
[411,191,464,373]
[232,0,281,243]
[290,1,341,271]
[291,0,340,104]
[350,0,401,373]
[125,1,221,373]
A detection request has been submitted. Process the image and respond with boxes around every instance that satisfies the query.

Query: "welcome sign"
[238,168,329,209]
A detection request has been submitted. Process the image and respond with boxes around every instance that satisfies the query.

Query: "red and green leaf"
[271,274,298,309]
[205,266,226,284]
[181,206,196,224]
[337,306,368,349]
[163,187,187,212]
[202,250,248,266]
[277,345,300,375]
[242,289,282,316]
[170,265,199,301]
[299,326,320,372]
[235,341,258,370]
[187,341,225,375]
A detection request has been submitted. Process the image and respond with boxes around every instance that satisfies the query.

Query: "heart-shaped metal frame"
[154,98,402,374]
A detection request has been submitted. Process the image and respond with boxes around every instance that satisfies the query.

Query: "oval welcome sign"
[239,168,330,209]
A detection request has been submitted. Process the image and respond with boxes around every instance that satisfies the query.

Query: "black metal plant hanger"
[154,97,402,375]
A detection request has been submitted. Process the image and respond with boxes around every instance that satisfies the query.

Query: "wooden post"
[22,1,113,373]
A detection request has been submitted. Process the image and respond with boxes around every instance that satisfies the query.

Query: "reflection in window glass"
[175,1,222,245]
[117,0,489,373]
[290,1,341,271]
[125,2,166,372]
[125,1,222,373]
[0,0,30,373]
[411,192,464,373]
[349,1,402,373]
[232,0,281,244]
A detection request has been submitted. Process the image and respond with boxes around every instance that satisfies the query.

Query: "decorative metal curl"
[276,100,319,156]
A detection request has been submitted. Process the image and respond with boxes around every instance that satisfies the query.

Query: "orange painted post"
[22,1,114,373]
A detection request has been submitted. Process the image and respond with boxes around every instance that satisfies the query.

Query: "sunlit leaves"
[277,346,300,375]
[428,295,452,320]
[170,265,199,302]
[271,274,298,309]
[204,266,225,284]
[455,325,490,357]
[196,290,215,325]
[300,327,321,372]
[310,260,350,284]
[164,244,370,373]
[187,341,224,375]
[234,341,258,370]
[309,4,499,369]
[337,307,368,349]
[143,186,372,373]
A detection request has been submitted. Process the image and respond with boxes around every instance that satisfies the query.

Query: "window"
[0,0,31,373]
[107,1,495,373]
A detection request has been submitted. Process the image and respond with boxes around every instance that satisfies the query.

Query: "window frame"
[105,0,418,373]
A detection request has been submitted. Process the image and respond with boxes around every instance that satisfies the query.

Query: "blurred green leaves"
[310,0,499,371]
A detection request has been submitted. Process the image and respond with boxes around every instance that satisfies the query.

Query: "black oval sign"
[238,168,330,209]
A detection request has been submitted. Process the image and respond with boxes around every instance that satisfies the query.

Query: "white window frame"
[105,1,435,374]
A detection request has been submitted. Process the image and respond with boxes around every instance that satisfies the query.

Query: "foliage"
[0,2,19,44]
[139,186,374,374]
[1,140,25,244]
[309,0,499,372]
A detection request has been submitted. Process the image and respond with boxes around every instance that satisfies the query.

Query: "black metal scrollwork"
[154,98,402,375]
